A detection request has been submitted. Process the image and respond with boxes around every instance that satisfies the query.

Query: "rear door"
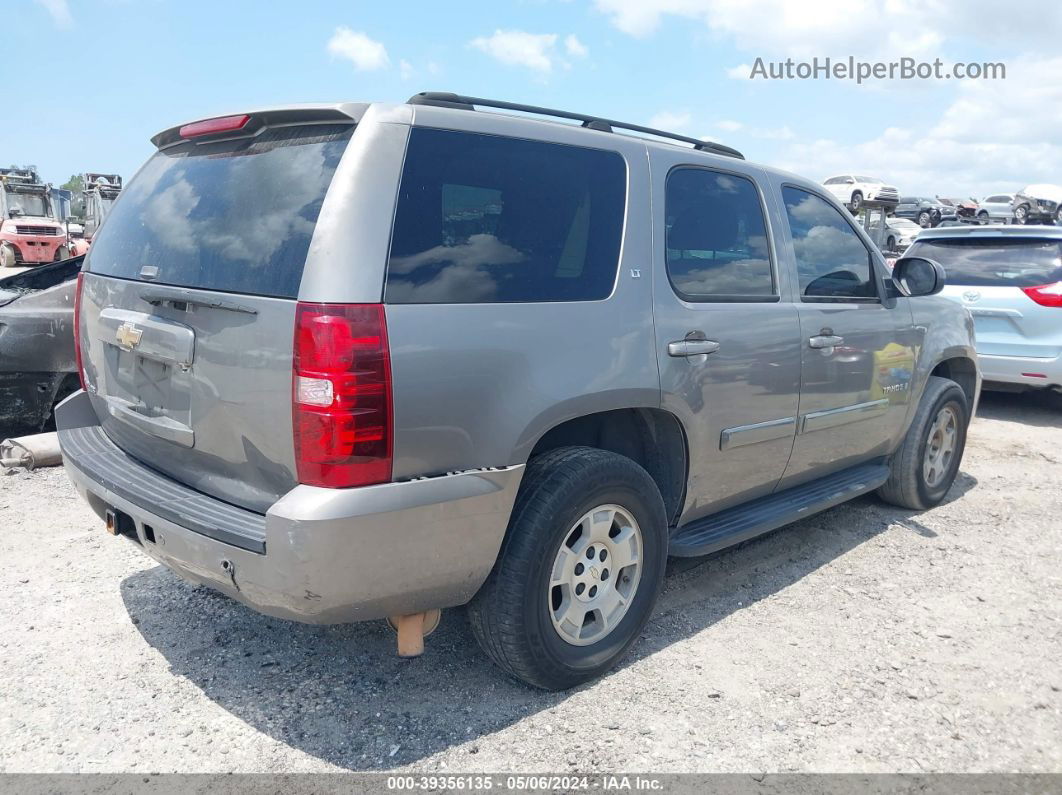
[79,114,357,513]
[773,184,915,488]
[912,234,1062,361]
[651,155,802,521]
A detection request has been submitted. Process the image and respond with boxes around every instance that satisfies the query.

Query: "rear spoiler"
[151,104,366,150]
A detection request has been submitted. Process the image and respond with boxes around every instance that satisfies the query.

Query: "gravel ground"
[1,390,1060,774]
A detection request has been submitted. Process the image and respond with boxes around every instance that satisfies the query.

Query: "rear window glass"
[908,238,1062,287]
[385,128,626,304]
[86,123,353,298]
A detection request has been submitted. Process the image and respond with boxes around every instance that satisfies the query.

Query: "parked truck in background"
[0,168,70,267]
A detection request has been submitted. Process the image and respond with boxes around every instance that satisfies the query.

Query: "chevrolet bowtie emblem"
[115,322,144,350]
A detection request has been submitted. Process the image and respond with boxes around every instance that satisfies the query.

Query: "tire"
[850,191,863,212]
[1055,206,1062,225]
[886,236,896,251]
[977,210,989,224]
[467,446,668,690]
[1014,204,1029,224]
[0,245,15,268]
[917,210,932,228]
[878,376,969,510]
[54,245,71,262]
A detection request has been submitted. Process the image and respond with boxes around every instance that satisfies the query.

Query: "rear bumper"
[56,391,523,624]
[978,352,1062,389]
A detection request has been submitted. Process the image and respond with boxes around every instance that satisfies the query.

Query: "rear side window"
[385,128,626,304]
[665,168,774,299]
[86,123,353,298]
[907,238,1062,287]
[782,186,876,300]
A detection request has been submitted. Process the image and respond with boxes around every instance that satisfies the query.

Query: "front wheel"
[468,446,668,690]
[977,210,989,223]
[878,376,969,510]
[1014,204,1029,224]
[0,244,16,268]
[54,245,71,262]
[850,191,863,212]
[917,210,932,228]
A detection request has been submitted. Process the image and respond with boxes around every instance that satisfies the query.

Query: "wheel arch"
[527,407,688,526]
[928,355,979,420]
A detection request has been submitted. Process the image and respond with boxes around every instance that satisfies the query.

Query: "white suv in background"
[823,175,900,212]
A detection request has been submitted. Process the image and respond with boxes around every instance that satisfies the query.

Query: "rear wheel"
[1055,206,1062,225]
[878,376,969,510]
[917,210,932,228]
[977,210,989,223]
[1014,204,1029,224]
[468,446,668,690]
[850,191,863,212]
[54,245,71,261]
[0,244,15,268]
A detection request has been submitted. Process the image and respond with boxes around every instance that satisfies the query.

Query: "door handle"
[808,334,844,349]
[668,339,721,357]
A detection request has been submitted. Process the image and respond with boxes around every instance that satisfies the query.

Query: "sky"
[6,0,1062,199]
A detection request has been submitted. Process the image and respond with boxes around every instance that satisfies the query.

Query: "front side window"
[385,128,626,304]
[782,187,877,300]
[664,168,774,299]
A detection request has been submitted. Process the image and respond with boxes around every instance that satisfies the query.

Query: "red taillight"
[293,303,392,489]
[179,114,250,139]
[73,272,86,391]
[1022,281,1062,307]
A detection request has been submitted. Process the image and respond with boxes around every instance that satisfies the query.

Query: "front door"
[652,158,803,524]
[774,185,914,488]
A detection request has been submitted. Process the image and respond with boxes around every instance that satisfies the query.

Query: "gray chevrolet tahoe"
[57,93,980,690]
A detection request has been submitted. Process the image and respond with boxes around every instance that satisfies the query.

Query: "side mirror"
[845,178,855,184]
[893,256,945,297]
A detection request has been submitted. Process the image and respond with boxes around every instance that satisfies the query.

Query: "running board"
[669,461,890,558]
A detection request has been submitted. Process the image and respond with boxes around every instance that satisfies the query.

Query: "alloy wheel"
[923,405,958,489]
[548,504,643,647]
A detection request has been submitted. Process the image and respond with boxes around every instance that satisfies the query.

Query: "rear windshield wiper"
[141,289,258,315]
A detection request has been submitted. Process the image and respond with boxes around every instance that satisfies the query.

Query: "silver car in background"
[908,226,1062,392]
[977,194,1015,224]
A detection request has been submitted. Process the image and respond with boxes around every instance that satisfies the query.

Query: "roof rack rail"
[407,92,744,160]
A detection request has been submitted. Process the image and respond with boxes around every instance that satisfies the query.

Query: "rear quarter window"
[908,238,1062,287]
[385,128,627,304]
[85,123,353,298]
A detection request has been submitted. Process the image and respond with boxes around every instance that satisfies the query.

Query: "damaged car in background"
[1012,184,1062,225]
[0,256,83,435]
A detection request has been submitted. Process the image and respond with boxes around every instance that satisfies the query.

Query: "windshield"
[5,190,50,218]
[908,238,1062,287]
[87,122,353,298]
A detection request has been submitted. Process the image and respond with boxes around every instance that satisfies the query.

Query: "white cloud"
[399,59,414,80]
[594,0,1061,58]
[471,30,559,72]
[35,0,72,28]
[470,30,589,73]
[773,59,1062,196]
[565,34,590,58]
[326,27,390,71]
[726,63,751,79]
[716,119,743,132]
[648,111,692,131]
